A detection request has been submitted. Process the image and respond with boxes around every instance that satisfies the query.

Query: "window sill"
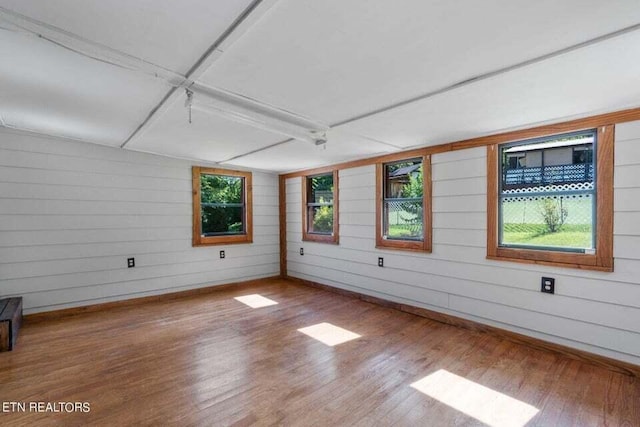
[302,234,339,244]
[193,234,252,247]
[487,247,613,272]
[376,239,431,253]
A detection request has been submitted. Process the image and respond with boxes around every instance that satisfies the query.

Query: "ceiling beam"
[0,1,407,160]
[4,4,640,168]
[0,2,283,148]
[120,0,281,148]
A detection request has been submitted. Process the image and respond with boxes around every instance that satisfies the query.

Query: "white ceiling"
[227,129,398,171]
[130,97,286,163]
[341,29,640,148]
[0,0,253,74]
[1,0,640,172]
[0,29,167,145]
[202,0,640,124]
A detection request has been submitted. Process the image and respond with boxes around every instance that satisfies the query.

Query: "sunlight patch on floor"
[297,322,361,346]
[234,294,278,308]
[410,369,539,427]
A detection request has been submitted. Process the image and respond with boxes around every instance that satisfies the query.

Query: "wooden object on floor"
[0,297,23,351]
[1,278,639,426]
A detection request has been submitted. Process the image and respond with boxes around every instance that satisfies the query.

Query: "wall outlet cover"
[541,277,555,294]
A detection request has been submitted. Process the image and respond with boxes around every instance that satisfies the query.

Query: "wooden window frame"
[376,154,432,252]
[487,125,614,272]
[302,170,339,244]
[192,166,253,247]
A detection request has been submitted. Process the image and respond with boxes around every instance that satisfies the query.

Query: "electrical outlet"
[219,250,225,259]
[378,257,384,267]
[300,248,304,256]
[541,277,555,294]
[127,258,135,268]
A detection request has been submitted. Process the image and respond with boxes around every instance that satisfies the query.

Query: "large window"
[192,167,252,246]
[376,155,431,252]
[487,126,613,271]
[302,171,338,244]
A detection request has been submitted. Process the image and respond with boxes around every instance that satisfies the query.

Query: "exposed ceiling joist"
[3,2,640,173]
[186,83,330,145]
[121,0,282,149]
[0,0,418,159]
[0,1,290,149]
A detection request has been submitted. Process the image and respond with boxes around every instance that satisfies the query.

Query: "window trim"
[487,125,613,271]
[192,166,253,247]
[302,170,339,244]
[376,154,432,252]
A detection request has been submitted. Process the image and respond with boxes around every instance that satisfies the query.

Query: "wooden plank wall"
[286,120,640,366]
[0,128,280,314]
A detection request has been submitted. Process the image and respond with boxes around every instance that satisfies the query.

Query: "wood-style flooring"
[0,278,639,426]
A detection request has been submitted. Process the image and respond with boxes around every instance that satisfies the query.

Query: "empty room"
[1,1,640,426]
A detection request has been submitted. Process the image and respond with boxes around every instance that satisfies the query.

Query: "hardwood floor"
[1,278,638,426]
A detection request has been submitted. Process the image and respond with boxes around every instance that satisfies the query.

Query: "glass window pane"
[309,174,334,204]
[499,131,596,252]
[306,173,335,236]
[385,160,423,199]
[200,173,245,236]
[201,174,243,204]
[383,158,423,241]
[308,205,333,234]
[501,195,593,250]
[202,205,244,235]
[385,200,423,240]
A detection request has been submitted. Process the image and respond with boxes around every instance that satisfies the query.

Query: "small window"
[487,126,613,271]
[302,171,338,244]
[500,130,596,252]
[376,155,431,252]
[192,167,252,246]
